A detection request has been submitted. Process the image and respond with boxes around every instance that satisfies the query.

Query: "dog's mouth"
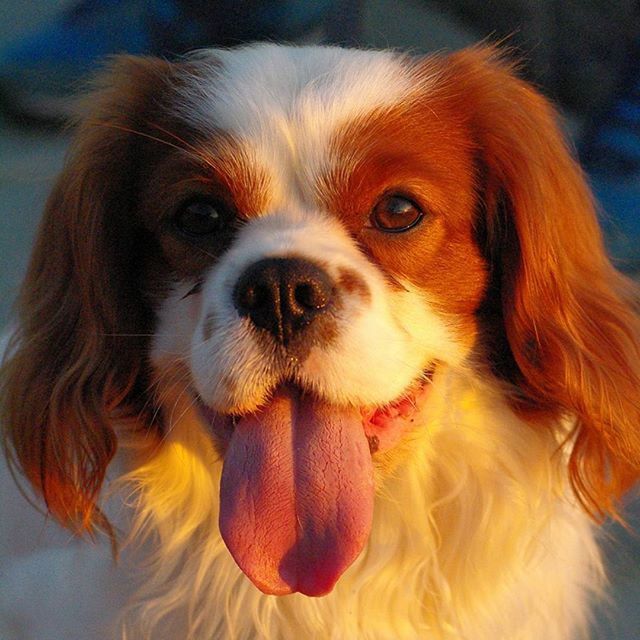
[194,369,434,597]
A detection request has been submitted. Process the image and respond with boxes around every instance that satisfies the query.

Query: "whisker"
[162,378,200,441]
[145,121,206,158]
[101,333,159,338]
[86,120,197,158]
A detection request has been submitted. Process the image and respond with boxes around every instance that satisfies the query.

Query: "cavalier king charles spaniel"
[2,44,640,639]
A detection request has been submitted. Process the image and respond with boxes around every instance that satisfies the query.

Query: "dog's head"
[2,45,639,596]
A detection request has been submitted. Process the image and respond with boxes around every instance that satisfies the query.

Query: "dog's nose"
[233,257,334,345]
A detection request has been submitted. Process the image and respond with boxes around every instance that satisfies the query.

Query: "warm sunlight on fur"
[118,370,602,639]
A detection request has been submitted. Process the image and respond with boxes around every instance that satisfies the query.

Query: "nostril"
[294,281,329,311]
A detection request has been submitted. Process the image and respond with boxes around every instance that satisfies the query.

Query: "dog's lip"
[193,366,435,454]
[361,366,434,453]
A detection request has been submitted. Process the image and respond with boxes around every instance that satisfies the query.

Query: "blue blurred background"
[0,1,638,637]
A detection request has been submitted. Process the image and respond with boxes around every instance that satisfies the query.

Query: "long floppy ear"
[1,56,174,534]
[449,47,640,519]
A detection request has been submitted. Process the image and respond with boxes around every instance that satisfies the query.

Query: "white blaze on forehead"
[175,44,422,207]
[186,45,415,128]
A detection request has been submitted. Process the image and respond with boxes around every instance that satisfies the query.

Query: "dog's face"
[146,46,481,411]
[146,46,481,595]
[2,45,639,598]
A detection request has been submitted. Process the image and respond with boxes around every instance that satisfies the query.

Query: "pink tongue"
[219,387,374,596]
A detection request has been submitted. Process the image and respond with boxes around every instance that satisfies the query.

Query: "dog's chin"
[191,368,435,597]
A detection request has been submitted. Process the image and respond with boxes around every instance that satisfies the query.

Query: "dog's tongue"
[219,387,374,597]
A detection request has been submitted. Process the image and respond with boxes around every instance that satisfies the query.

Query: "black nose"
[233,257,334,345]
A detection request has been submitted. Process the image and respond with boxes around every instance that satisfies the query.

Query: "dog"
[1,43,639,639]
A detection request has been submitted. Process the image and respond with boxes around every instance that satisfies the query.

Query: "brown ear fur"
[448,47,640,519]
[1,57,174,534]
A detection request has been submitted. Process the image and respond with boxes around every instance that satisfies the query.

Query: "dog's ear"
[449,46,640,519]
[1,56,175,535]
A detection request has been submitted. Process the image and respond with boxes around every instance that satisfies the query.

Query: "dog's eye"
[371,194,424,233]
[174,199,231,237]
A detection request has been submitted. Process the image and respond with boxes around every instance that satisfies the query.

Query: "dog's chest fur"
[122,368,601,640]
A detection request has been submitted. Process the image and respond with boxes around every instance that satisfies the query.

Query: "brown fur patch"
[336,267,371,302]
[322,74,489,334]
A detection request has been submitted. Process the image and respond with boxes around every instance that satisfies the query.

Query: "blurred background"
[0,1,638,637]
